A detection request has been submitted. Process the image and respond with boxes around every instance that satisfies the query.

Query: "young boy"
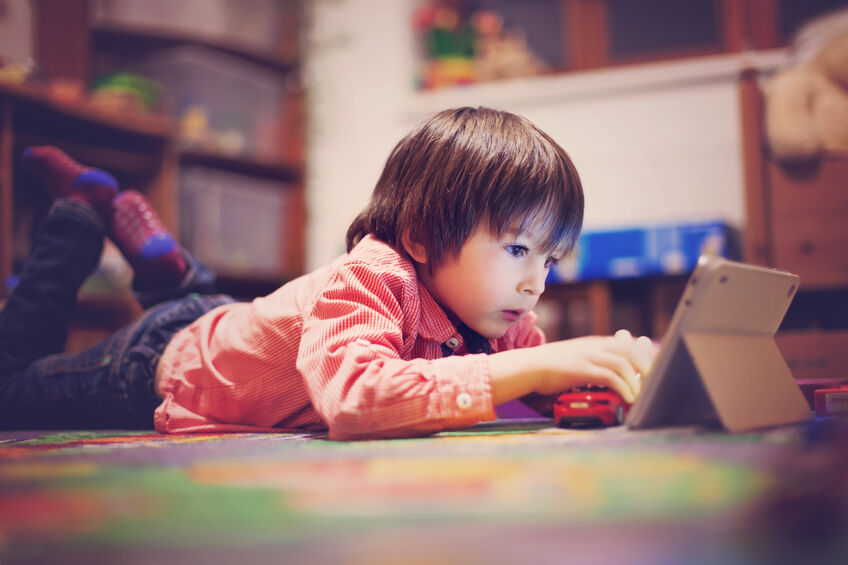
[0,107,654,440]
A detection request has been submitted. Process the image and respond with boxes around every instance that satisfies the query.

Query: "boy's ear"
[402,231,428,264]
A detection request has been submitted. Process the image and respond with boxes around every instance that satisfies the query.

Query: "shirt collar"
[415,279,493,354]
[415,279,460,344]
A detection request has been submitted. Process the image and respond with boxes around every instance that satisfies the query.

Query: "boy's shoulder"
[326,235,420,295]
[344,234,414,277]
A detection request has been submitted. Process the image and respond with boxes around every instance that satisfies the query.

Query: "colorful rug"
[1,420,846,564]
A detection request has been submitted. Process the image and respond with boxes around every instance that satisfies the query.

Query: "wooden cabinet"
[86,12,306,298]
[0,81,177,349]
[540,275,689,341]
[764,159,848,288]
[0,81,177,295]
[1,1,305,350]
[739,69,848,382]
[7,1,306,297]
[740,70,848,290]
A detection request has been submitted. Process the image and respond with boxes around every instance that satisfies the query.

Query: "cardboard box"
[776,330,848,382]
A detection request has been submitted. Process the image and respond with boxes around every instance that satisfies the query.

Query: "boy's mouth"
[500,309,525,322]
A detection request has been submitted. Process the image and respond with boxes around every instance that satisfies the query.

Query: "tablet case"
[627,256,812,432]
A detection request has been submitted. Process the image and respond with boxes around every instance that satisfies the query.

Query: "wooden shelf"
[544,274,688,340]
[0,81,174,140]
[90,22,297,75]
[178,149,301,183]
[0,81,179,300]
[4,4,306,307]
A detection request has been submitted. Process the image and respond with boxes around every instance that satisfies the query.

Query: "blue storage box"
[549,221,739,283]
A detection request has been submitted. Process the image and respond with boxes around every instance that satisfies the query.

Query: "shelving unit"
[739,69,848,383]
[1,1,305,351]
[0,80,177,350]
[87,12,307,296]
[0,80,176,295]
[541,275,689,341]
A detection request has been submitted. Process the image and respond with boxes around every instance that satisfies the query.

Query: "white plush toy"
[766,8,848,162]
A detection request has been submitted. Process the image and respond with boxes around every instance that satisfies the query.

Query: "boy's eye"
[545,256,560,269]
[505,244,528,258]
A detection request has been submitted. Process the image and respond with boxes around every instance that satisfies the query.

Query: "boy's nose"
[518,270,546,296]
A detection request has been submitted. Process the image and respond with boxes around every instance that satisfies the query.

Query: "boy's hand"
[531,331,654,403]
[489,330,657,406]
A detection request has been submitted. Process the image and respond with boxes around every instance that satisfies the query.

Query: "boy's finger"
[636,335,654,351]
[597,352,639,402]
[602,370,636,404]
[606,338,651,391]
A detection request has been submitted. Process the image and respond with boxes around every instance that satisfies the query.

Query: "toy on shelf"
[0,55,34,84]
[413,3,475,90]
[90,72,161,115]
[765,8,848,162]
[554,386,631,428]
[471,10,549,82]
[178,105,246,156]
[412,2,549,90]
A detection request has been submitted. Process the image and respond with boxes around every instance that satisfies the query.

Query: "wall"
[0,0,33,60]
[304,0,788,271]
[305,0,418,266]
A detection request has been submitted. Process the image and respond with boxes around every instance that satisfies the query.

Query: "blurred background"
[0,0,846,390]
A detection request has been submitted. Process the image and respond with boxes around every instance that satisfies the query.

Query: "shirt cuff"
[433,353,497,427]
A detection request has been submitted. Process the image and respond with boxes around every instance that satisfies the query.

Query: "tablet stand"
[683,332,812,432]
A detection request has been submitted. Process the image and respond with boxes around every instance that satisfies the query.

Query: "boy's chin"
[467,323,508,340]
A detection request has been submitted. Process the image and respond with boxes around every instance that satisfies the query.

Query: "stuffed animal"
[471,10,549,82]
[765,9,848,162]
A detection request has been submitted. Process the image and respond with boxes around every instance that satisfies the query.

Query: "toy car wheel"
[615,405,625,425]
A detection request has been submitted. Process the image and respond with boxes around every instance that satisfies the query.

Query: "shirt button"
[445,337,460,349]
[456,392,473,409]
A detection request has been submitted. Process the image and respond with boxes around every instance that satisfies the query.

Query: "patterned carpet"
[1,419,846,565]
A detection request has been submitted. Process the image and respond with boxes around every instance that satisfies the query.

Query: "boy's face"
[415,224,561,339]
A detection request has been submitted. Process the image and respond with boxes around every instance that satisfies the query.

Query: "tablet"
[626,255,812,432]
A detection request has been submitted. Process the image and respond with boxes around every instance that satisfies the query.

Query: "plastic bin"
[179,166,293,276]
[129,45,286,159]
[92,0,281,53]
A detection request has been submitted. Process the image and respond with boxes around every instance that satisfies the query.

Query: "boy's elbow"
[323,407,438,441]
[320,403,379,440]
[327,424,434,441]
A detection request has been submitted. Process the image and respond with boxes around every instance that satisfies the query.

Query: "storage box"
[549,221,739,283]
[179,166,293,276]
[127,45,286,159]
[92,0,283,53]
[776,330,848,382]
[814,386,848,417]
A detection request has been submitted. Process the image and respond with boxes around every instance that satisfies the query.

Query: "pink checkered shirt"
[154,235,545,440]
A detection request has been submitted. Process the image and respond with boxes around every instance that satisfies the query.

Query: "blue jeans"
[0,200,233,430]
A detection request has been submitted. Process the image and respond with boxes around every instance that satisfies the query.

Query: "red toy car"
[554,386,631,428]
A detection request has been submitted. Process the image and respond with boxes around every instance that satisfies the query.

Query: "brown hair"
[346,107,584,268]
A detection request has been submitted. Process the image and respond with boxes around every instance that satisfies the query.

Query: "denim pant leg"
[0,293,234,430]
[133,246,217,310]
[0,200,104,378]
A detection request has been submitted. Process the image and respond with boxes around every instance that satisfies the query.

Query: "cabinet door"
[767,158,848,288]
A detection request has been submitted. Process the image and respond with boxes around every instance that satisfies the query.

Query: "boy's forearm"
[487,348,543,406]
